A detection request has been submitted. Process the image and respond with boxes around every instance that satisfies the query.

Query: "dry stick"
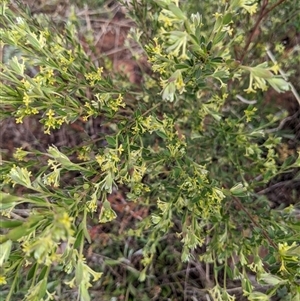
[239,0,288,63]
[183,261,190,301]
[257,179,300,195]
[239,0,269,63]
[232,196,278,250]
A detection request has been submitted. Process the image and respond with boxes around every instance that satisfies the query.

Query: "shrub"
[0,0,299,300]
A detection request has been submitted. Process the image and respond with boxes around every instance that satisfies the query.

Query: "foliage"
[0,0,299,300]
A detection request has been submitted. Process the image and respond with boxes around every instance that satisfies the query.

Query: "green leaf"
[37,266,48,282]
[138,268,147,282]
[80,283,91,301]
[267,77,290,93]
[153,0,168,9]
[259,273,286,286]
[7,224,32,241]
[206,41,212,51]
[175,64,189,70]
[230,183,247,195]
[223,13,232,25]
[213,31,226,45]
[0,219,23,228]
[247,291,270,301]
[251,67,273,79]
[106,136,116,147]
[27,262,38,281]
[75,260,84,285]
[38,278,47,300]
[74,229,84,249]
[82,223,91,244]
[211,57,224,63]
[167,3,186,20]
[0,240,12,266]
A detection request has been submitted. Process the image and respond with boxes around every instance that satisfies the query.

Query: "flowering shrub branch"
[0,0,299,300]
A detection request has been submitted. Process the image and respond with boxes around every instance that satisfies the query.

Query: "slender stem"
[232,196,278,250]
[261,0,288,18]
[239,0,288,63]
[240,0,269,63]
[6,262,22,301]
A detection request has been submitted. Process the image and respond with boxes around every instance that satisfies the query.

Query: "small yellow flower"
[270,63,280,75]
[23,92,31,106]
[96,155,105,166]
[244,86,256,94]
[46,109,55,117]
[242,2,258,15]
[175,76,186,94]
[117,144,124,154]
[58,212,73,228]
[213,12,222,18]
[0,276,7,285]
[16,116,23,124]
[87,200,98,212]
[13,147,28,161]
[65,277,76,288]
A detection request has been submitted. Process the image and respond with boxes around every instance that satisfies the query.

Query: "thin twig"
[257,179,300,195]
[184,261,190,301]
[264,113,295,134]
[236,94,257,104]
[240,0,269,62]
[261,0,288,19]
[232,196,278,250]
[240,0,288,63]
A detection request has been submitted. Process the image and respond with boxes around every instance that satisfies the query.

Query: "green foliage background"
[0,0,300,300]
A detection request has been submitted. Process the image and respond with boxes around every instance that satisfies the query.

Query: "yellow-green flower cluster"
[58,49,75,73]
[278,242,299,273]
[13,147,29,161]
[85,67,103,87]
[82,102,97,121]
[9,165,32,188]
[77,146,91,161]
[86,183,100,212]
[65,255,102,289]
[96,93,126,112]
[25,30,47,49]
[15,91,39,124]
[0,275,6,285]
[241,0,258,15]
[96,144,124,173]
[22,236,55,266]
[99,200,117,223]
[52,211,74,241]
[20,211,74,266]
[262,148,278,176]
[39,66,56,85]
[242,63,289,94]
[157,1,185,30]
[166,139,186,158]
[117,149,150,198]
[159,70,188,102]
[146,38,169,75]
[83,93,125,120]
[43,109,67,134]
[165,31,188,59]
[230,0,258,15]
[132,115,166,135]
[43,159,61,187]
[244,106,257,122]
